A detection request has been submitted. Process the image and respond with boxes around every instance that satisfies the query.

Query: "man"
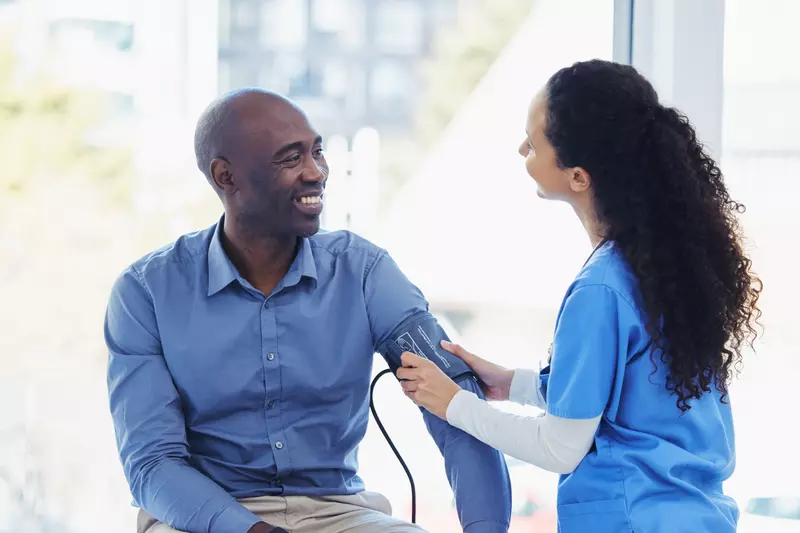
[105,89,512,533]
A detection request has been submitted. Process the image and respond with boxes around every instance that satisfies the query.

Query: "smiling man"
[104,89,511,533]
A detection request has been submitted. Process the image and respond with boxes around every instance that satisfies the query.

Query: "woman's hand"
[397,352,462,420]
[439,340,514,402]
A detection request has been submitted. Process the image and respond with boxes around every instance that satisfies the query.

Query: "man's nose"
[303,160,327,182]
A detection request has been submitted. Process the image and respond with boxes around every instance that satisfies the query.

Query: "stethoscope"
[584,237,611,267]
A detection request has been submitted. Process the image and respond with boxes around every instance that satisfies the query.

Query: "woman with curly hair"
[397,59,762,532]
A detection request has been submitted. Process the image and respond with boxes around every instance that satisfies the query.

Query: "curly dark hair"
[544,60,762,412]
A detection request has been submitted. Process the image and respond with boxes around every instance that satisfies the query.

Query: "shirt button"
[272,478,282,486]
[267,353,275,361]
[268,400,276,409]
[275,441,284,449]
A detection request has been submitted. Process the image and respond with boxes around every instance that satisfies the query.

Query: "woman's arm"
[446,390,599,474]
[508,368,547,409]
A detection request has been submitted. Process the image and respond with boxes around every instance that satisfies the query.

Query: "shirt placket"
[260,296,291,488]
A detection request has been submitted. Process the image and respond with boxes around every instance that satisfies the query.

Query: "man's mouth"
[297,195,321,205]
[293,194,324,215]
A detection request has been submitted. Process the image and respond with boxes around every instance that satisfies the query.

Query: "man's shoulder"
[309,229,385,262]
[128,224,215,278]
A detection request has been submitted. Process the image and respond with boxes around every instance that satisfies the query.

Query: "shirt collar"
[207,216,319,297]
[281,237,318,290]
[207,217,239,296]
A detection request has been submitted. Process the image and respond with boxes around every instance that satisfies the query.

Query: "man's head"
[194,89,328,239]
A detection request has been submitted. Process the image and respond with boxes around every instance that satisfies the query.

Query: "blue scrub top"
[540,241,738,533]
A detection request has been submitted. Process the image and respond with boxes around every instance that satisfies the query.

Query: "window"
[228,59,260,89]
[322,60,348,97]
[218,0,231,47]
[714,0,799,505]
[49,19,134,52]
[260,0,308,49]
[232,0,258,28]
[430,0,458,28]
[374,0,423,54]
[218,59,231,92]
[289,65,324,98]
[311,0,349,34]
[745,497,800,520]
[369,61,414,103]
[259,55,292,94]
[340,2,366,48]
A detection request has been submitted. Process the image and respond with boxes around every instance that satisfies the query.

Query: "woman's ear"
[569,167,592,193]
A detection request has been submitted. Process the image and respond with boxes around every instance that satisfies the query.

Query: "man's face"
[223,98,329,239]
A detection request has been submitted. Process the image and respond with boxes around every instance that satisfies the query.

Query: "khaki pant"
[137,491,427,533]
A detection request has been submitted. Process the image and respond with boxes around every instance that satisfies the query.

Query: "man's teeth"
[299,196,321,205]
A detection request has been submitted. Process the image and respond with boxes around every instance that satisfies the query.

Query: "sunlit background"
[0,0,798,532]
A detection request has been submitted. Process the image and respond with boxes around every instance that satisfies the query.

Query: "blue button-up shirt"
[105,218,511,533]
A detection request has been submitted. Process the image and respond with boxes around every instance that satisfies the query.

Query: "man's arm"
[365,252,512,533]
[105,267,262,533]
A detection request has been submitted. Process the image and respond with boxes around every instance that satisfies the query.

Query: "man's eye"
[313,147,324,157]
[282,154,301,164]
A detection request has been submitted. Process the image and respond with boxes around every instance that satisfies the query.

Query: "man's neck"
[222,219,298,296]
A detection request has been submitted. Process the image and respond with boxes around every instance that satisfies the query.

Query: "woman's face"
[518,90,578,201]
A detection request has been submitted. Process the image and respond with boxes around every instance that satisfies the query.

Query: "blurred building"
[0,0,138,146]
[0,0,220,211]
[217,0,460,139]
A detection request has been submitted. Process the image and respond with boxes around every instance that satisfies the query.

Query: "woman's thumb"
[441,340,471,361]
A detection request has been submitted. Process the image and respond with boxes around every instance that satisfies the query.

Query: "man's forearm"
[133,458,261,533]
[422,377,512,533]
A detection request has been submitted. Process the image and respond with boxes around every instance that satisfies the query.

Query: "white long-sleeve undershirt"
[445,369,601,475]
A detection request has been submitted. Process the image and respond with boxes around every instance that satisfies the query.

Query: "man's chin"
[296,218,322,237]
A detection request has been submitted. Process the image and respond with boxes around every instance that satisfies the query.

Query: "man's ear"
[210,158,235,193]
[568,167,591,193]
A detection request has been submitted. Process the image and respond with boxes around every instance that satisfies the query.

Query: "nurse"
[397,60,762,533]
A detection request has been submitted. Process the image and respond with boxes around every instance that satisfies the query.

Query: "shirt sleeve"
[105,267,261,533]
[364,252,512,533]
[364,251,428,346]
[508,368,547,409]
[545,285,625,420]
[446,390,600,475]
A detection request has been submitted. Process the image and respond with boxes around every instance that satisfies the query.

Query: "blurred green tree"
[0,34,131,200]
[415,0,534,147]
[0,35,134,530]
[380,0,533,200]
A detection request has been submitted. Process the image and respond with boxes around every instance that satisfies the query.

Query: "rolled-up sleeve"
[105,267,260,533]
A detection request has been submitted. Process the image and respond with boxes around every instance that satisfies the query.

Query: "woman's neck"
[571,200,606,248]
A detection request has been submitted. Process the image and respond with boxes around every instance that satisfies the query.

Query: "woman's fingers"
[404,390,419,405]
[441,340,476,364]
[401,380,417,393]
[396,366,420,381]
[401,351,427,368]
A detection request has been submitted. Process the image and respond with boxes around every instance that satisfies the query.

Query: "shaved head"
[193,88,328,239]
[193,88,299,180]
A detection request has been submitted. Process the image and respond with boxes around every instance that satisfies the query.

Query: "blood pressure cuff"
[376,312,477,384]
